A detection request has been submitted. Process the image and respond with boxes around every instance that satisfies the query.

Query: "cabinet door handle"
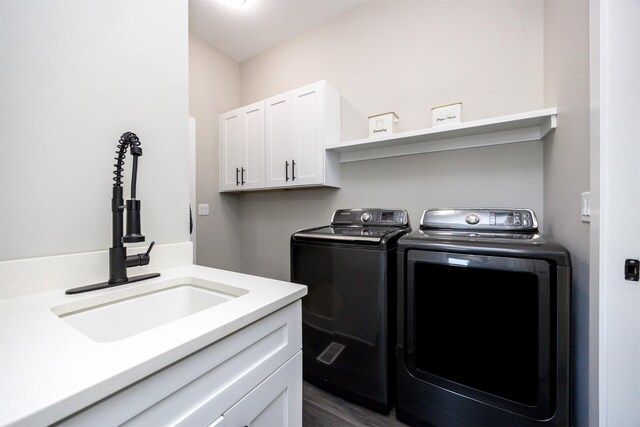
[241,167,245,185]
[285,161,289,182]
[235,167,239,186]
[292,159,296,181]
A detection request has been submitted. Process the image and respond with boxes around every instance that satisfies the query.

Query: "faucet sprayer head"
[123,199,145,243]
[115,132,145,243]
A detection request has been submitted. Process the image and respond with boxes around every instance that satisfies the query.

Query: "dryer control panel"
[420,208,538,231]
[332,208,409,227]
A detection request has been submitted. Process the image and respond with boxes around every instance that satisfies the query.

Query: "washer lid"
[293,225,405,244]
[417,229,541,241]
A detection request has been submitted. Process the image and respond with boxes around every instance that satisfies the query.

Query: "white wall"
[240,1,544,139]
[0,0,190,261]
[543,0,591,424]
[236,0,545,280]
[189,33,242,271]
[591,0,640,424]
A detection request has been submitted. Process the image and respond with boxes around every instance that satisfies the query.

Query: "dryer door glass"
[405,251,554,420]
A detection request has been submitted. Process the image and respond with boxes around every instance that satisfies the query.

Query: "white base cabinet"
[223,352,302,427]
[59,301,303,427]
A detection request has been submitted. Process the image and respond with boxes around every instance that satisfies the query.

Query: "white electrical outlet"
[198,204,210,216]
[581,192,591,223]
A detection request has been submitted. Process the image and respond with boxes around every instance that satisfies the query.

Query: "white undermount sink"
[52,277,248,342]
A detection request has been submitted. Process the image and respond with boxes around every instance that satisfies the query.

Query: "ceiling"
[189,0,368,63]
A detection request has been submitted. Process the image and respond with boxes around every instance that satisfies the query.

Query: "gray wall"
[543,0,591,425]
[236,0,545,280]
[1,0,190,261]
[189,33,242,272]
[239,144,543,280]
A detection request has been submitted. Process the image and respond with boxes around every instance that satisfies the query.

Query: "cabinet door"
[223,352,302,427]
[219,110,241,192]
[265,92,292,188]
[291,81,324,186]
[207,416,224,427]
[239,102,265,190]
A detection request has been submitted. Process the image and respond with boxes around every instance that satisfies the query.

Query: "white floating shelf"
[326,108,557,163]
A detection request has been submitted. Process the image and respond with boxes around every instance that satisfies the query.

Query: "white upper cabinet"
[219,101,265,192]
[220,81,341,193]
[265,92,292,188]
[290,83,328,186]
[219,110,240,192]
[266,81,341,189]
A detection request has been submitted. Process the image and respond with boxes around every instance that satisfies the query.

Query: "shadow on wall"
[237,142,544,282]
[238,187,341,280]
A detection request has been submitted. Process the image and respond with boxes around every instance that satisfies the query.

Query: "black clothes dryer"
[291,208,410,413]
[396,208,571,427]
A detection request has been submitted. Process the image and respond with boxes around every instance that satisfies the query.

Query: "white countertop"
[0,264,307,426]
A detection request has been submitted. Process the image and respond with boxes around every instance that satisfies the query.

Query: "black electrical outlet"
[625,259,639,281]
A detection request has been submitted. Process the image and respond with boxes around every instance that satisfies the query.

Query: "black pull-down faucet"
[66,132,160,294]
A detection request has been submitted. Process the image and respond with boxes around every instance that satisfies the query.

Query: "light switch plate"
[198,204,210,216]
[581,192,591,223]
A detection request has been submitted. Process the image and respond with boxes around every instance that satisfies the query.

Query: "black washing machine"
[396,208,571,426]
[291,208,410,413]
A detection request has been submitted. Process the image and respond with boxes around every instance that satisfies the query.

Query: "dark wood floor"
[303,381,410,427]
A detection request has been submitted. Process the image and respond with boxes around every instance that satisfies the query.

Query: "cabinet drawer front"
[223,351,302,427]
[60,301,302,426]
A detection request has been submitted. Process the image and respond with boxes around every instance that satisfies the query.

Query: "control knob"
[465,213,480,225]
[361,212,372,223]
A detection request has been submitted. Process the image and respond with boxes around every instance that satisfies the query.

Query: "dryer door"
[404,250,559,421]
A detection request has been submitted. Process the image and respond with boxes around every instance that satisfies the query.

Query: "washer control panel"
[420,208,538,231]
[332,208,409,227]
